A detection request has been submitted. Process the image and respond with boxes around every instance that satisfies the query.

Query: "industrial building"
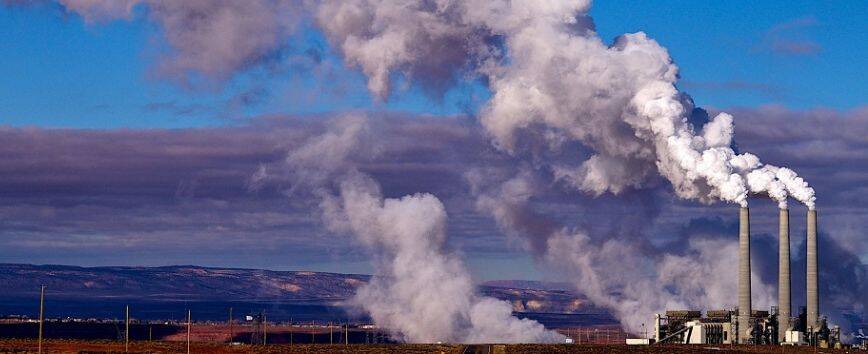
[646,207,843,348]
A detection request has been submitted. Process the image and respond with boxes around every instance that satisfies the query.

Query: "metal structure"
[249,311,267,345]
[186,310,191,354]
[125,305,130,352]
[653,310,735,345]
[653,309,785,345]
[228,307,233,343]
[38,285,45,354]
[855,329,867,350]
[649,206,829,347]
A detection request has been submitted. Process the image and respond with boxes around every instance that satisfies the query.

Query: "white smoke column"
[476,16,816,209]
[774,166,816,210]
[46,0,818,207]
[317,2,815,332]
[545,231,775,333]
[468,170,776,333]
[314,0,492,100]
[746,166,789,208]
[316,0,816,209]
[289,115,564,343]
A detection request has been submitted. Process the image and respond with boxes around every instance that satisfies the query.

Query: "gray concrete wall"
[778,208,790,341]
[738,207,751,343]
[806,209,818,331]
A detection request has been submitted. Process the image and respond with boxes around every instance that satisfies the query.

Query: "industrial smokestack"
[778,208,791,341]
[738,207,751,344]
[806,209,818,331]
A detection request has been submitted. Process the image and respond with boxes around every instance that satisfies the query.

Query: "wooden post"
[330,322,333,344]
[345,322,348,345]
[289,317,293,346]
[125,305,130,353]
[263,313,267,345]
[38,285,45,354]
[186,310,191,354]
[149,325,152,342]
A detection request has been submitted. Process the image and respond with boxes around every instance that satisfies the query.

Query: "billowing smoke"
[546,230,776,333]
[314,0,487,99]
[55,0,302,84]
[284,115,564,343]
[315,1,822,331]
[316,0,816,210]
[467,168,776,333]
[24,0,818,211]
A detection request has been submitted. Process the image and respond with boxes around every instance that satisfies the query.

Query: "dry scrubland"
[0,340,861,354]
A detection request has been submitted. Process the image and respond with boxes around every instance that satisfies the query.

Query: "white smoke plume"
[41,0,816,208]
[316,1,818,329]
[287,115,564,343]
[467,169,776,333]
[545,231,775,333]
[315,0,816,210]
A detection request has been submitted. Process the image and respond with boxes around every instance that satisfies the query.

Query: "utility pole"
[186,310,191,354]
[125,305,130,353]
[38,285,45,354]
[228,307,233,343]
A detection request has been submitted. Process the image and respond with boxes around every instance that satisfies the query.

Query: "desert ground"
[0,339,861,354]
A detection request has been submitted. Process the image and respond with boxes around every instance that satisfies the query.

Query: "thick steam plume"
[467,169,775,333]
[48,0,817,208]
[285,115,564,343]
[317,0,816,210]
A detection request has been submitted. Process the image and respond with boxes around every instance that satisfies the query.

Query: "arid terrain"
[0,264,613,327]
[0,339,861,354]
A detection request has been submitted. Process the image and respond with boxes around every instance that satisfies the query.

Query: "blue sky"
[591,0,867,110]
[0,0,864,129]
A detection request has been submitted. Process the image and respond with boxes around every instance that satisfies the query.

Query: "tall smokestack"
[806,209,818,331]
[778,208,791,341]
[738,207,752,344]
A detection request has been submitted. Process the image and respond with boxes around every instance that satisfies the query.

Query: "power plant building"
[650,206,838,347]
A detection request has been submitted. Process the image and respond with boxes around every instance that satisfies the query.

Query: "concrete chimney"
[738,206,752,344]
[778,208,791,341]
[807,209,818,331]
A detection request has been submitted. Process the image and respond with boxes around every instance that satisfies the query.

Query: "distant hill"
[0,264,368,301]
[0,264,603,316]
